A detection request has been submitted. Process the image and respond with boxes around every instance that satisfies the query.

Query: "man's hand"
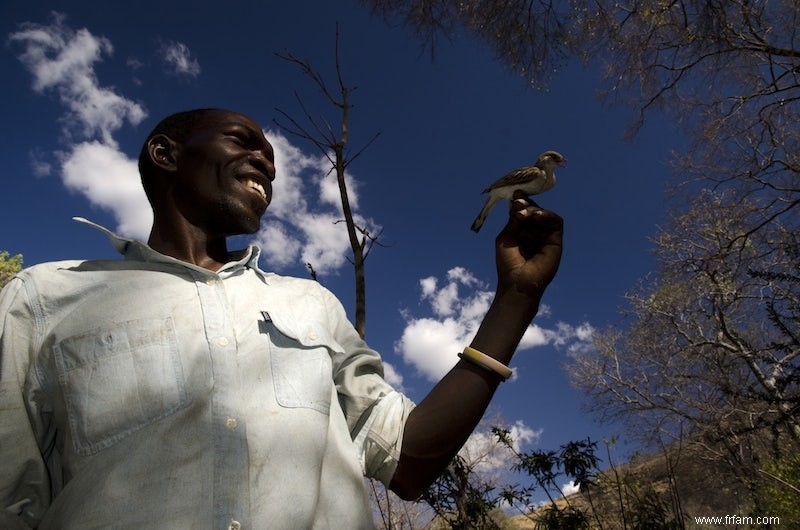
[495,190,564,301]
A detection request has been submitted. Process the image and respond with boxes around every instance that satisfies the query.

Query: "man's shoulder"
[265,273,334,297]
[1,260,89,307]
[266,273,318,288]
[14,258,132,288]
[16,259,88,279]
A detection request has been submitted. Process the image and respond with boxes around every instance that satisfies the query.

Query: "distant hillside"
[508,442,760,529]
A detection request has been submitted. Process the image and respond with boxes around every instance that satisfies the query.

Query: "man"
[0,109,563,528]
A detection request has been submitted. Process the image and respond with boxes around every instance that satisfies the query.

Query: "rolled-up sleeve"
[0,278,53,528]
[357,390,414,485]
[320,286,415,486]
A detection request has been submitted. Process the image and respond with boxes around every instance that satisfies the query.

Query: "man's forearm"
[389,289,539,500]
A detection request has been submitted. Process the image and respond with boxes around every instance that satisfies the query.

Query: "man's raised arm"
[390,192,564,499]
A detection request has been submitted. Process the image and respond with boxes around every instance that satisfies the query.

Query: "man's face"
[172,111,275,236]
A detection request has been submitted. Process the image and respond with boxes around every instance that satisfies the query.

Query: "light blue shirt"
[0,219,413,529]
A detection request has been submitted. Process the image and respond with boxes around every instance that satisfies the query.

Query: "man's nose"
[250,151,276,181]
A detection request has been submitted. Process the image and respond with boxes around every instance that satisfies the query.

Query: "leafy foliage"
[417,428,601,528]
[0,251,23,289]
[761,454,800,522]
[421,454,504,530]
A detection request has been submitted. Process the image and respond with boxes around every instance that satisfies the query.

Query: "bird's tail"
[471,196,497,233]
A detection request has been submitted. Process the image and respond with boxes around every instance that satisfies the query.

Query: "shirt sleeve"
[320,286,415,486]
[0,277,53,528]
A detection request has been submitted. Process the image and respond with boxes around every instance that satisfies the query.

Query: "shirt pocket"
[53,317,189,456]
[266,316,336,415]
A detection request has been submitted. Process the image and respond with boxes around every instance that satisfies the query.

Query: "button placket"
[195,276,250,529]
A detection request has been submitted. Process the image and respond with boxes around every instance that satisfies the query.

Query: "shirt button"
[228,521,241,530]
[206,278,218,286]
[217,337,229,347]
[226,418,238,430]
[307,332,318,341]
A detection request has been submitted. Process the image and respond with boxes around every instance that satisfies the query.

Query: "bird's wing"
[483,166,543,193]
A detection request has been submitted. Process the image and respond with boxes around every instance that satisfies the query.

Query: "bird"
[470,150,566,232]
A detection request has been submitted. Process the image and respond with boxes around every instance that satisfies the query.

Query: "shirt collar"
[73,217,268,279]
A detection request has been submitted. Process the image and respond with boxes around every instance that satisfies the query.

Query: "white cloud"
[519,324,549,349]
[421,266,485,318]
[160,41,200,78]
[574,323,594,341]
[126,56,144,70]
[317,167,359,211]
[561,480,580,497]
[9,13,147,145]
[29,148,52,177]
[262,130,314,217]
[381,362,405,392]
[60,141,152,239]
[299,213,352,270]
[253,224,302,269]
[420,276,437,298]
[395,316,472,381]
[126,56,144,86]
[396,268,596,381]
[395,268,492,381]
[542,322,597,357]
[10,14,151,239]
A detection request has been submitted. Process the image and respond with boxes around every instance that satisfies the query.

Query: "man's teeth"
[243,178,266,200]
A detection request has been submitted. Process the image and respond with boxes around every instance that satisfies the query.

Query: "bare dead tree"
[274,25,382,339]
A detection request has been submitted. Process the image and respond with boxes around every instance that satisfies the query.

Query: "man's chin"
[219,214,264,237]
[234,217,263,236]
[242,223,262,235]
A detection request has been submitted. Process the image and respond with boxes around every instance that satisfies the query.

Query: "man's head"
[139,108,275,236]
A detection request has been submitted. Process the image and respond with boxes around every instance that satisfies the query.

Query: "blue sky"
[2,0,684,495]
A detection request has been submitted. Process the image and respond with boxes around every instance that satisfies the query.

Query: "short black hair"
[138,108,231,204]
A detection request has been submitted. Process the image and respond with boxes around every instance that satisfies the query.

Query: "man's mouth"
[241,177,268,201]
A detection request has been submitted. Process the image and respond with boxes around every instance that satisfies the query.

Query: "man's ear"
[147,134,179,172]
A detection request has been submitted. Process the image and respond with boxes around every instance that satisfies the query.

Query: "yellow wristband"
[458,346,513,380]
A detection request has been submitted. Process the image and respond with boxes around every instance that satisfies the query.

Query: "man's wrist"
[470,289,541,366]
[491,287,540,319]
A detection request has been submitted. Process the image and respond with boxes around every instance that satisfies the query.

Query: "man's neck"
[148,219,230,272]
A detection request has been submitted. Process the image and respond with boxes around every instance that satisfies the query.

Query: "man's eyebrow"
[221,124,268,144]
[222,123,257,135]
[223,122,274,156]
